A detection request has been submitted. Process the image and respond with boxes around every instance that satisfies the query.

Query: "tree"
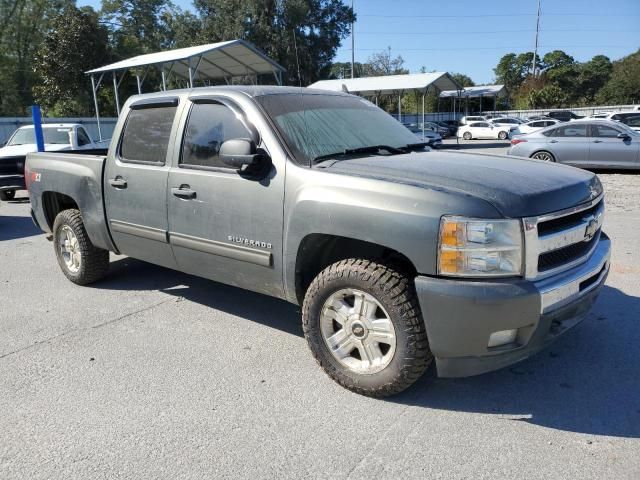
[0,0,73,115]
[576,55,612,105]
[33,6,111,116]
[596,49,640,104]
[193,0,355,86]
[450,72,475,88]
[494,51,540,94]
[364,47,408,76]
[328,61,366,79]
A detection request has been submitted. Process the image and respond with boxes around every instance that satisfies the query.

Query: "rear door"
[544,123,589,165]
[166,95,286,298]
[588,123,639,168]
[103,98,181,269]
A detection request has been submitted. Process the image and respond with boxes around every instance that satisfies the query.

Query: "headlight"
[438,216,523,277]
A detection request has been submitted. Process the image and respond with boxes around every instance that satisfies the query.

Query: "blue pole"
[31,105,45,152]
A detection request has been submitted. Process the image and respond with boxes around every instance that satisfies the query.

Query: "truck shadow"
[97,257,303,338]
[95,259,639,438]
[392,284,640,439]
[0,215,41,241]
[439,141,510,150]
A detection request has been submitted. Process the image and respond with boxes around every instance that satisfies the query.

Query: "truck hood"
[0,143,70,158]
[325,150,602,218]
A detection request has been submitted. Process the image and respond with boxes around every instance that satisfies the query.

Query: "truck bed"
[26,151,117,252]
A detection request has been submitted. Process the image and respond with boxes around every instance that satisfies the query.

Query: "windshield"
[7,127,71,146]
[255,93,419,166]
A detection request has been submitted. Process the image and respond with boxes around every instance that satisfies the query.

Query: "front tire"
[302,259,432,397]
[0,190,15,201]
[53,209,110,285]
[462,132,472,140]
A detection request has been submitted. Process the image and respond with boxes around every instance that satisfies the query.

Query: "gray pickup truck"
[26,86,610,397]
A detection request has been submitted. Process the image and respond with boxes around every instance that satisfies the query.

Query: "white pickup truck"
[0,123,108,200]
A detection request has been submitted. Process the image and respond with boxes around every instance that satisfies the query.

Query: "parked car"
[436,121,458,136]
[510,119,560,136]
[0,123,107,201]
[490,117,523,127]
[524,115,552,122]
[405,124,443,148]
[459,115,486,125]
[590,112,640,132]
[457,121,514,140]
[27,86,610,397]
[423,121,449,138]
[508,119,639,169]
[547,110,584,122]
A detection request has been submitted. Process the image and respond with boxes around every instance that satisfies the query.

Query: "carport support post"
[136,74,142,94]
[398,91,402,123]
[161,66,167,91]
[421,90,426,141]
[112,72,121,116]
[493,95,497,114]
[90,75,103,142]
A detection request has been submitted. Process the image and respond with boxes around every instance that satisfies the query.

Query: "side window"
[77,127,91,146]
[473,122,488,128]
[547,124,588,137]
[530,121,543,127]
[180,102,254,169]
[120,105,177,164]
[592,125,621,138]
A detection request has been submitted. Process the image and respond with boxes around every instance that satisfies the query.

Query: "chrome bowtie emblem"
[584,218,599,242]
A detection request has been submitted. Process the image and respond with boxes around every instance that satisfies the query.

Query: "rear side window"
[545,124,587,137]
[120,105,177,164]
[472,122,489,128]
[180,101,254,169]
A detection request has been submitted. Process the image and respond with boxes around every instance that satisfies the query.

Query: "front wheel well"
[294,234,417,304]
[42,192,79,230]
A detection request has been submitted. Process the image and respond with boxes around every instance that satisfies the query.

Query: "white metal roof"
[86,39,284,79]
[307,72,461,96]
[440,84,506,98]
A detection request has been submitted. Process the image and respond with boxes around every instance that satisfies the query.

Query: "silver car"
[508,119,640,169]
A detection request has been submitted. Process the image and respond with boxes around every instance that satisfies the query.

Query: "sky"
[78,0,640,84]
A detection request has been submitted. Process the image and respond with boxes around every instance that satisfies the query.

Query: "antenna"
[292,28,302,87]
[532,0,541,77]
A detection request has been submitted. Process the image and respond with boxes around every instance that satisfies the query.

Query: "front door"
[104,99,180,269]
[167,96,286,298]
[545,123,589,165]
[588,123,640,168]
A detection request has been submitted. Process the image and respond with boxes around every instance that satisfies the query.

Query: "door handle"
[593,140,603,143]
[171,186,196,199]
[549,140,558,143]
[108,177,127,188]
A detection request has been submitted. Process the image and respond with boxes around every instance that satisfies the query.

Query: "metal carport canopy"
[86,39,285,83]
[308,72,461,96]
[439,84,506,98]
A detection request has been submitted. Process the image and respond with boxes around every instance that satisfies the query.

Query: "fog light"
[488,329,517,348]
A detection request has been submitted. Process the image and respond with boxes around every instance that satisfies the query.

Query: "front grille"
[538,230,600,272]
[537,202,601,236]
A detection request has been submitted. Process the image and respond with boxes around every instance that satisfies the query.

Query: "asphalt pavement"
[1,174,639,479]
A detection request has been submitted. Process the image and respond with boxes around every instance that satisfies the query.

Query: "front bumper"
[0,174,24,192]
[415,234,611,377]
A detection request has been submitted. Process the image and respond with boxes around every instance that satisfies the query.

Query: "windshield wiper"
[312,145,405,165]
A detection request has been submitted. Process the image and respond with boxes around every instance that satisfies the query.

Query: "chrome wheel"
[320,288,396,374]
[532,151,554,162]
[58,225,81,273]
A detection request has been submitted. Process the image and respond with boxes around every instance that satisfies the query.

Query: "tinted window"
[472,122,489,128]
[592,124,622,138]
[529,121,544,127]
[546,124,587,137]
[625,116,640,128]
[181,102,254,169]
[77,128,91,146]
[120,105,177,164]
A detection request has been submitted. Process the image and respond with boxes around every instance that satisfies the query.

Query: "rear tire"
[498,131,508,140]
[462,132,472,140]
[0,190,15,201]
[302,259,432,397]
[531,150,555,162]
[53,209,109,285]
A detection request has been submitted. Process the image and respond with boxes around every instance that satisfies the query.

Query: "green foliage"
[450,73,475,88]
[596,50,640,105]
[33,6,111,116]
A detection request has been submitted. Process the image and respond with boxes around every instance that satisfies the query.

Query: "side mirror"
[617,132,631,140]
[219,138,271,178]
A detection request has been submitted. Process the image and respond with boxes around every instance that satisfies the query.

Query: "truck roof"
[127,85,352,101]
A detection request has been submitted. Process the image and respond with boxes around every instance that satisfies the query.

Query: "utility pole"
[532,0,541,77]
[351,0,355,78]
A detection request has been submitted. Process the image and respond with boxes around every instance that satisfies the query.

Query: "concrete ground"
[1,154,639,479]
